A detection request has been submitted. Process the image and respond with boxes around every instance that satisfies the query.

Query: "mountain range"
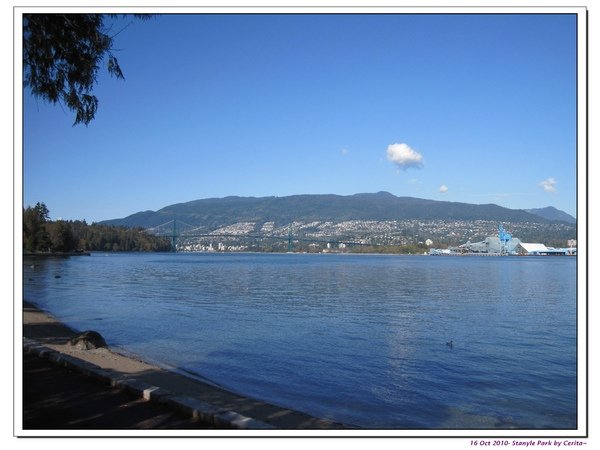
[525,206,576,224]
[102,192,576,229]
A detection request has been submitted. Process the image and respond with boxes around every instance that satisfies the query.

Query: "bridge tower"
[171,219,178,252]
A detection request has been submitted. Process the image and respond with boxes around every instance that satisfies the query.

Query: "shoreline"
[23,251,91,257]
[21,300,350,431]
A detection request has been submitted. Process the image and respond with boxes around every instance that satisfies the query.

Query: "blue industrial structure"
[498,224,512,254]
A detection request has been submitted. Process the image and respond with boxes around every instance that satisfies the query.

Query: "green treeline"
[23,202,171,253]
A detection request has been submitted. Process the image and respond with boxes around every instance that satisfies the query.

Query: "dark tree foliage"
[46,220,78,252]
[23,202,51,252]
[23,203,171,253]
[77,223,172,252]
[23,14,151,126]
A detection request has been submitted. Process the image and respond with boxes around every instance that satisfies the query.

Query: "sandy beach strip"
[22,300,350,430]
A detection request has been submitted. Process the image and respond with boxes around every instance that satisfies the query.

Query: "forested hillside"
[102,191,567,228]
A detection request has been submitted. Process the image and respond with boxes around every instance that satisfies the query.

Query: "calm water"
[23,252,577,429]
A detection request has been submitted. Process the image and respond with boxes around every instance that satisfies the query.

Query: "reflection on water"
[23,253,577,429]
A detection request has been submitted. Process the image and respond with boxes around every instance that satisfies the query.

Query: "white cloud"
[539,177,557,193]
[386,143,424,170]
[439,184,448,193]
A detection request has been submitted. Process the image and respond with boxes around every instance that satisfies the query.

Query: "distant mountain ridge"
[101,192,573,229]
[525,206,576,224]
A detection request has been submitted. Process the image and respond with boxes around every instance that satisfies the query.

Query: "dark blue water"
[23,253,577,429]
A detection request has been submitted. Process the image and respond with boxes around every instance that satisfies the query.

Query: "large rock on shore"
[69,330,108,350]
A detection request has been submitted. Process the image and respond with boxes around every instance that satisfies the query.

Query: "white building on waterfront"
[458,236,523,254]
[515,243,576,256]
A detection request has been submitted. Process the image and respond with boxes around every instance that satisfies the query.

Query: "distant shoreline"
[23,251,91,257]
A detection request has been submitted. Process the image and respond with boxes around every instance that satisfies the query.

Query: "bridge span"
[143,220,375,252]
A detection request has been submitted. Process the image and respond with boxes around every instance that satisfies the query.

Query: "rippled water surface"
[23,252,577,429]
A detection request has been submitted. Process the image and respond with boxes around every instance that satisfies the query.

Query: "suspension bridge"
[143,220,375,252]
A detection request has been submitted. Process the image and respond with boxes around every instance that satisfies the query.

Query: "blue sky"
[23,13,579,222]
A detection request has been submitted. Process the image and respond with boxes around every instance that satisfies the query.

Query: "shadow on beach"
[23,351,215,430]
